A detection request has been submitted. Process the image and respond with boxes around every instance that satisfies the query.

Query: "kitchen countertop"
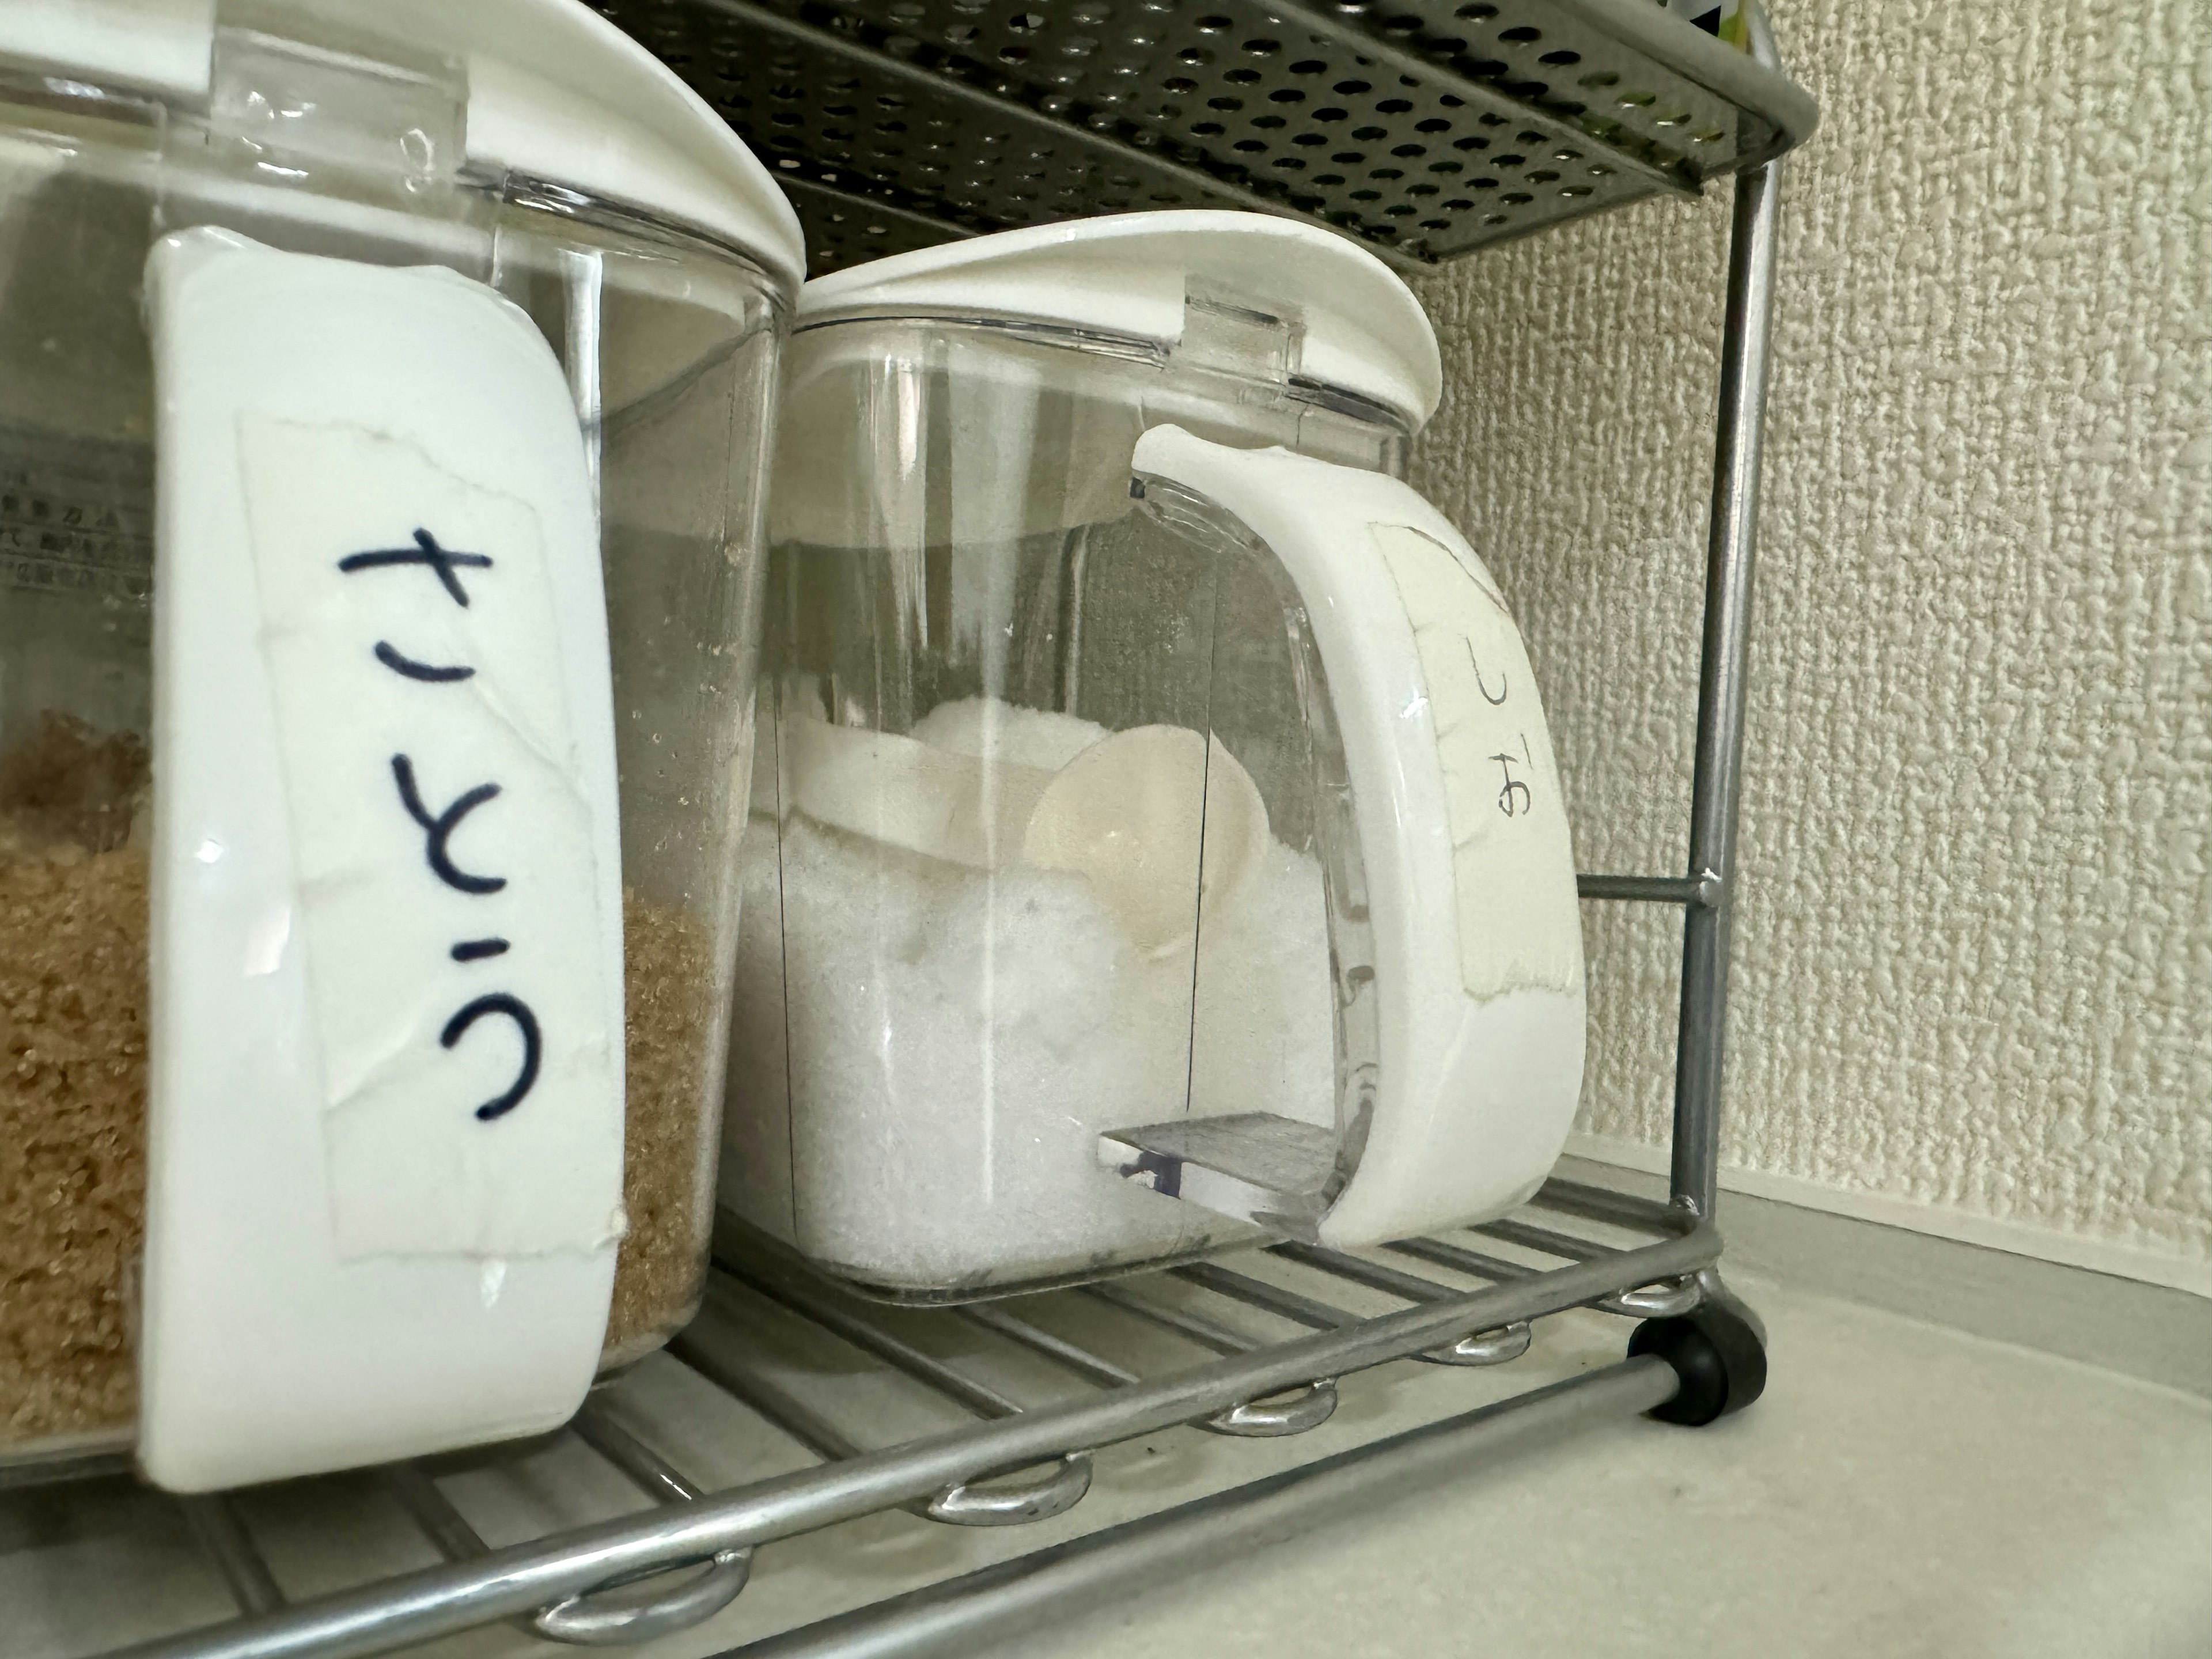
[996,1276,2212,1659]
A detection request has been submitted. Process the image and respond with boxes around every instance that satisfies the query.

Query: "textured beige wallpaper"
[1407,0,2209,1272]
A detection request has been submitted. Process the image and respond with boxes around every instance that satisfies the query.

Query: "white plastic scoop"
[1021,724,1268,955]
[789,711,1270,952]
[787,718,1056,870]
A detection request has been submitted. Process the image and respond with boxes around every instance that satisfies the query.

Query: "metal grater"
[591,0,1812,272]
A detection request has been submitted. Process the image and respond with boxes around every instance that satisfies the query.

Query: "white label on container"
[236,418,625,1259]
[1372,523,1583,1001]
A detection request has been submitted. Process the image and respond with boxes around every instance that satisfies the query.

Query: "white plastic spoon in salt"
[1021,724,1268,955]
[787,718,1058,870]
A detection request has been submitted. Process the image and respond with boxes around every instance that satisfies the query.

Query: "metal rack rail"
[97,1177,1715,1659]
[21,5,1802,1656]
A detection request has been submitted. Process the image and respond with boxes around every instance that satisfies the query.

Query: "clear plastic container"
[0,0,801,1488]
[723,214,1587,1303]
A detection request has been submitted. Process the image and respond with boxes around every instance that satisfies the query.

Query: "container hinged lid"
[0,0,805,287]
[796,211,1444,430]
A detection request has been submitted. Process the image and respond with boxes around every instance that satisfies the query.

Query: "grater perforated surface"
[593,0,1810,271]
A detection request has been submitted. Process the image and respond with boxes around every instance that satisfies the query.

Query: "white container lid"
[0,0,805,289]
[796,210,1442,431]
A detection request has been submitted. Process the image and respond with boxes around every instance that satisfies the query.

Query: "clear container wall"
[725,316,1404,1299]
[0,65,783,1464]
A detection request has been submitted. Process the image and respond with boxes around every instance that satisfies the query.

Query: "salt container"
[722,213,1588,1301]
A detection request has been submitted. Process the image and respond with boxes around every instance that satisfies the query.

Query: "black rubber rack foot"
[1628,1302,1768,1426]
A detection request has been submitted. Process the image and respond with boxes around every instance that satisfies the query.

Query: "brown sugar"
[0,710,153,1452]
[0,714,723,1456]
[0,712,150,855]
[604,889,718,1368]
[0,832,149,1450]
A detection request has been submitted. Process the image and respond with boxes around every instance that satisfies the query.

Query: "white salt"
[721,699,1336,1296]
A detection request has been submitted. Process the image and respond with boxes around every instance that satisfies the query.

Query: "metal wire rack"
[9,5,1801,1657]
[58,1178,1711,1659]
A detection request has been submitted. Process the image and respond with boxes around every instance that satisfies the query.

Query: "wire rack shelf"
[7,5,1804,1656]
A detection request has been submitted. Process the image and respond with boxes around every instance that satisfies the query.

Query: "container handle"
[1126,426,1586,1251]
[137,226,626,1491]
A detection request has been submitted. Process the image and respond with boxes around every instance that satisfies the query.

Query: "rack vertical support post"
[1670,15,1787,1226]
